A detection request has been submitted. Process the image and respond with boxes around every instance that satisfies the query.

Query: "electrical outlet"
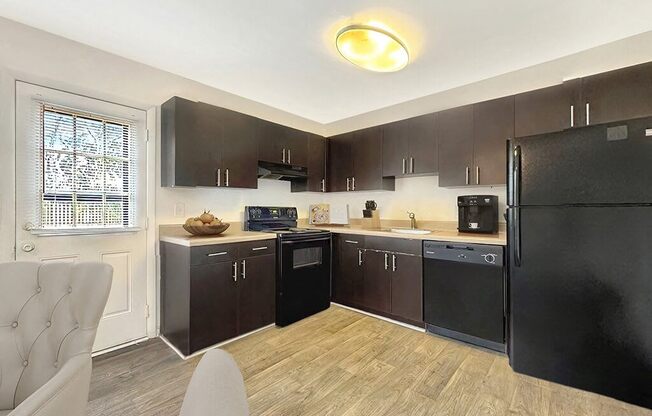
[174,203,185,218]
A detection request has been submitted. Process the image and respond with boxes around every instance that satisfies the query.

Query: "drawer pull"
[252,246,268,251]
[344,240,358,244]
[207,251,228,257]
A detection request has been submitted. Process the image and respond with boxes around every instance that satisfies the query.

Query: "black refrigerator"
[507,116,652,409]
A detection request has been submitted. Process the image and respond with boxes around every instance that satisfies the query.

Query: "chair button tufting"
[46,321,51,327]
[22,360,28,367]
[53,361,58,368]
[11,321,18,328]
[36,287,41,293]
[68,287,73,294]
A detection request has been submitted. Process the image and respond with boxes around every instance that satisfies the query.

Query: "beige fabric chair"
[179,349,249,416]
[0,261,112,416]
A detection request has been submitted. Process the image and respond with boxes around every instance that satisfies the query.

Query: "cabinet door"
[190,261,238,352]
[256,120,286,164]
[473,96,514,185]
[352,127,391,191]
[238,255,276,334]
[333,235,363,305]
[407,114,437,175]
[436,105,475,187]
[362,250,392,313]
[306,133,326,192]
[515,80,580,137]
[285,127,308,167]
[327,133,353,192]
[581,62,652,125]
[390,254,423,323]
[220,109,258,189]
[192,103,223,187]
[382,120,410,177]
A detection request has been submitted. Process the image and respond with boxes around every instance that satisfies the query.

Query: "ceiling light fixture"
[336,24,409,72]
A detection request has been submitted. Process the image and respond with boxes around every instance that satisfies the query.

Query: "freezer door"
[510,116,652,206]
[508,206,652,408]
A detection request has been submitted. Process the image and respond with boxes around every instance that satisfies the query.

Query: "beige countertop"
[159,223,276,247]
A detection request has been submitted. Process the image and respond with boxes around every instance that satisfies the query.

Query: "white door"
[15,82,149,352]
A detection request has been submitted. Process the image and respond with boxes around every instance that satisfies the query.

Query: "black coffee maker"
[458,195,499,233]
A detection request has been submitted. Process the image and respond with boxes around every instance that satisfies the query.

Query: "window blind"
[32,102,140,230]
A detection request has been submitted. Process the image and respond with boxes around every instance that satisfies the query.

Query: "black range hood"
[257,161,308,181]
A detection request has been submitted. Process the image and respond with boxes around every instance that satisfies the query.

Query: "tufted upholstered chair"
[0,261,112,416]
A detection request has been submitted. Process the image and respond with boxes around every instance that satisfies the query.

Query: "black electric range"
[244,206,331,326]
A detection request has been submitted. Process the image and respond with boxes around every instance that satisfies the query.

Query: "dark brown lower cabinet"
[161,240,276,356]
[332,234,423,326]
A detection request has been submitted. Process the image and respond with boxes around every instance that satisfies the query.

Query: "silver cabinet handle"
[358,249,363,266]
[321,178,325,192]
[402,158,406,174]
[392,254,396,271]
[282,148,286,163]
[225,168,230,187]
[252,246,268,251]
[570,105,574,127]
[344,240,358,244]
[465,167,470,185]
[241,260,246,279]
[207,251,228,257]
[217,168,221,186]
[346,177,350,191]
[352,177,355,191]
[384,253,389,270]
[476,166,480,185]
[288,149,291,164]
[586,102,590,125]
[410,157,414,174]
[232,261,238,282]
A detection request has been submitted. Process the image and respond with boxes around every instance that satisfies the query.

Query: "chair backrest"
[0,261,112,410]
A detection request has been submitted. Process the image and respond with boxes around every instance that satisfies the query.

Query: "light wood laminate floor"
[89,306,651,415]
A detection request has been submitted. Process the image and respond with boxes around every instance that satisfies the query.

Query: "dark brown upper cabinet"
[382,114,437,177]
[581,62,652,126]
[256,120,308,166]
[514,79,581,138]
[473,96,514,186]
[436,105,475,187]
[327,132,354,192]
[352,127,394,192]
[291,133,327,193]
[161,97,258,189]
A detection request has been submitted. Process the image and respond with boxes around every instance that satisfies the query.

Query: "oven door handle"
[281,237,331,245]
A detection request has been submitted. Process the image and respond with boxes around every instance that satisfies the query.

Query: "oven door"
[277,234,331,326]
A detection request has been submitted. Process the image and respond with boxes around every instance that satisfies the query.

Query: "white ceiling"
[1,1,652,124]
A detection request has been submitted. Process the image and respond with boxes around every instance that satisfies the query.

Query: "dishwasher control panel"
[423,241,503,267]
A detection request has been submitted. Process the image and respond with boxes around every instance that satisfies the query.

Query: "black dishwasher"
[423,241,505,352]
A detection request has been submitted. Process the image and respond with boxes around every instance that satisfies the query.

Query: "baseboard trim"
[92,336,150,357]
[161,323,276,360]
[331,302,426,333]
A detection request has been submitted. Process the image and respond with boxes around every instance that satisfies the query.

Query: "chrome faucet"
[407,212,417,229]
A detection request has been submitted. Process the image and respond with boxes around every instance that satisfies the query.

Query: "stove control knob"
[482,253,497,264]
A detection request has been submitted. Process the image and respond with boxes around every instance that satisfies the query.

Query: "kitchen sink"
[390,228,432,235]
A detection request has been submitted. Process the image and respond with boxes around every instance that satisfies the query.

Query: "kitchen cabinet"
[327,127,394,192]
[436,105,475,187]
[332,234,364,305]
[436,97,514,187]
[160,239,276,356]
[331,234,423,325]
[161,97,258,189]
[473,96,514,186]
[257,120,308,166]
[581,61,652,126]
[291,133,327,192]
[514,79,581,137]
[382,114,437,177]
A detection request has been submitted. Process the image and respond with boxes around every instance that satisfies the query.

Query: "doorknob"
[21,242,35,253]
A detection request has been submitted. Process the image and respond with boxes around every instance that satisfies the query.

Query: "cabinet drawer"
[238,240,276,258]
[190,244,238,265]
[365,236,421,256]
[337,234,366,247]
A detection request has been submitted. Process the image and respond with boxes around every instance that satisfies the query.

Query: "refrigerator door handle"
[514,208,521,267]
[513,145,522,207]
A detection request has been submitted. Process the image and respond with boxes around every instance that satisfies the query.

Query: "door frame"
[8,77,158,351]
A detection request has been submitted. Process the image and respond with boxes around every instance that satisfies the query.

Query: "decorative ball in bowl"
[182,211,230,236]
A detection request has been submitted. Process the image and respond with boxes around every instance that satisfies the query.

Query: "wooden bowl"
[182,223,230,236]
